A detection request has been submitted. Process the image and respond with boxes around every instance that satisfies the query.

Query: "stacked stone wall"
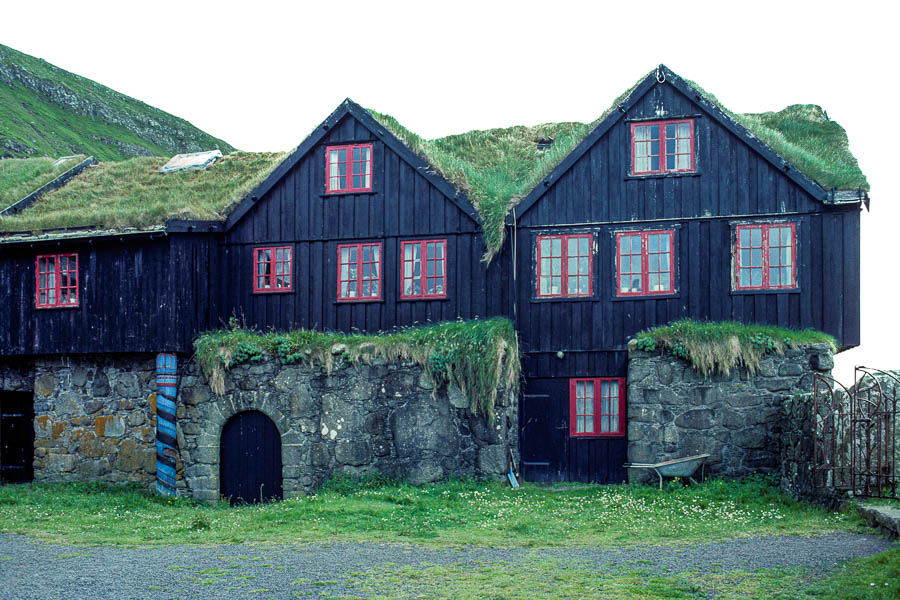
[627,344,834,482]
[177,357,518,502]
[27,355,158,484]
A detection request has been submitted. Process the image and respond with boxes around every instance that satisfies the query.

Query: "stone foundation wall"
[29,355,159,484]
[177,357,518,502]
[627,344,833,482]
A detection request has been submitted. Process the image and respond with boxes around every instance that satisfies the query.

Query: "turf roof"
[0,70,868,254]
[0,155,85,209]
[0,152,286,233]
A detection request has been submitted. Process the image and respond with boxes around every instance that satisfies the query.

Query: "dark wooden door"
[1,392,34,483]
[521,379,567,482]
[220,411,282,505]
[520,378,627,484]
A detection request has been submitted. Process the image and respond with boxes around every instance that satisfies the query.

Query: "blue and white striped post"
[155,353,178,496]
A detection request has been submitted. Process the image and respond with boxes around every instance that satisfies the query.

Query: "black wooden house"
[0,65,867,489]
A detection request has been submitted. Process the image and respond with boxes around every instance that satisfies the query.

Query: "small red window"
[734,223,797,290]
[570,377,625,438]
[338,242,381,301]
[616,230,675,296]
[326,144,373,193]
[35,253,79,308]
[631,119,694,175]
[253,246,292,293]
[536,234,593,298]
[401,240,447,299]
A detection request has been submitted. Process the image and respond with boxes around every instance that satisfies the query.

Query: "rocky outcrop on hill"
[0,43,236,159]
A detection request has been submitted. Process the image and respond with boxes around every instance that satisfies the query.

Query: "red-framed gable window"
[616,230,675,296]
[536,234,593,298]
[253,246,292,293]
[734,223,797,290]
[338,242,381,301]
[326,144,373,193]
[401,239,447,299]
[631,119,694,175]
[570,377,625,438]
[35,253,79,308]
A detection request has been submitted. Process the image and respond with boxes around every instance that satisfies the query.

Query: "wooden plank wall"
[516,82,862,378]
[223,114,509,333]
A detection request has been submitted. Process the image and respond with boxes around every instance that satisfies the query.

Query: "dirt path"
[0,532,893,599]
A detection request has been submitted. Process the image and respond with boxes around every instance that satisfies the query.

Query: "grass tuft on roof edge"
[630,319,836,378]
[194,317,520,422]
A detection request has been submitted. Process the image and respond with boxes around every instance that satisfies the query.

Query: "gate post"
[155,353,178,496]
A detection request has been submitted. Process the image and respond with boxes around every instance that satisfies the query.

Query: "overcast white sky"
[2,0,897,383]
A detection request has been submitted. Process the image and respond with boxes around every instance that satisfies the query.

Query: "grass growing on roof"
[0,155,85,208]
[632,319,836,377]
[683,76,868,191]
[0,152,286,233]
[194,318,519,420]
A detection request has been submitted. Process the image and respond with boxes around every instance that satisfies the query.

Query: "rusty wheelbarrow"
[623,454,711,490]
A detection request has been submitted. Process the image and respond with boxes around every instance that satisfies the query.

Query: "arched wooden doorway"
[220,411,283,505]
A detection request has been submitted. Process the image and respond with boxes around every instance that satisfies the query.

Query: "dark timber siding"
[223,114,508,333]
[516,81,861,367]
[514,78,862,483]
[0,236,187,355]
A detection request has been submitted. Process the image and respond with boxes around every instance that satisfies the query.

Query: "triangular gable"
[225,99,480,231]
[510,65,830,224]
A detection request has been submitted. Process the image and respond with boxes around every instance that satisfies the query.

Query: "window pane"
[551,258,561,276]
[678,123,690,137]
[740,269,750,287]
[782,266,792,285]
[568,237,578,256]
[649,255,659,272]
[659,254,669,271]
[649,235,658,252]
[751,269,762,287]
[677,153,691,169]
[751,248,762,266]
[659,273,671,290]
[666,124,676,137]
[579,237,589,255]
[751,227,762,246]
[551,238,561,255]
[541,239,551,256]
[649,125,658,139]
[578,256,589,276]
[577,416,585,433]
[649,273,659,290]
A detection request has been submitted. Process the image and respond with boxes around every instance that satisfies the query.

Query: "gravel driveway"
[0,532,892,599]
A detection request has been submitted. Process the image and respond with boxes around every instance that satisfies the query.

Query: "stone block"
[732,429,767,449]
[778,362,804,377]
[92,372,111,397]
[289,385,317,418]
[725,394,762,408]
[114,372,141,398]
[47,453,75,472]
[756,378,794,392]
[811,351,834,371]
[115,439,144,472]
[447,385,468,409]
[335,440,372,466]
[720,409,744,429]
[182,386,209,406]
[627,442,656,464]
[35,373,55,398]
[758,360,777,377]
[690,386,716,406]
[628,405,657,423]
[674,409,715,430]
[407,461,444,485]
[656,362,674,386]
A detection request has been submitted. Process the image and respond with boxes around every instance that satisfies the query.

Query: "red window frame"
[35,253,79,309]
[400,239,447,299]
[569,377,626,438]
[325,143,373,194]
[535,233,593,298]
[252,246,293,293]
[734,223,797,290]
[630,119,695,175]
[616,230,675,297]
[337,242,382,301]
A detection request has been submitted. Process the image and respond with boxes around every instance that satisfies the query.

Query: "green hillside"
[0,43,236,160]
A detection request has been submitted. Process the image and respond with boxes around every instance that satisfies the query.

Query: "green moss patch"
[632,319,836,377]
[194,318,519,420]
[0,152,286,232]
[0,155,85,208]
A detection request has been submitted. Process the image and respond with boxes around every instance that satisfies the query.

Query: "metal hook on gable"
[656,65,666,83]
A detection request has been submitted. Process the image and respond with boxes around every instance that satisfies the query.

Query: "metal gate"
[813,367,899,499]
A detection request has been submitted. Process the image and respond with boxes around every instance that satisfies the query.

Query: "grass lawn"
[1,476,896,599]
[0,475,863,548]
